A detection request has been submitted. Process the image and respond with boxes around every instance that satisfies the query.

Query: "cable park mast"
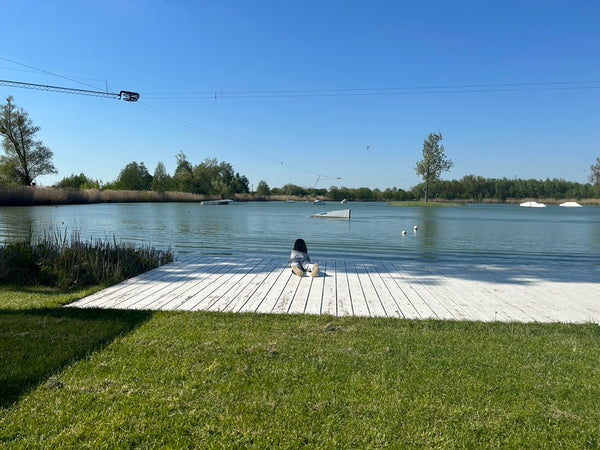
[0,79,139,102]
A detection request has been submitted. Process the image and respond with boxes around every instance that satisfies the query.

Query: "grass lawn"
[1,286,600,448]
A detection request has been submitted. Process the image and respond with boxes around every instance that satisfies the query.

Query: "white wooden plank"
[72,258,191,308]
[305,260,328,316]
[237,263,289,314]
[224,258,284,313]
[358,261,403,318]
[335,261,354,316]
[271,272,300,315]
[379,261,440,320]
[370,260,419,319]
[287,273,313,315]
[321,260,338,316]
[66,255,600,324]
[156,258,243,310]
[357,261,393,317]
[188,258,268,312]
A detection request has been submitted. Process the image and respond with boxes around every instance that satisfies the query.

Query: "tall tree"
[173,152,194,192]
[589,157,600,186]
[152,161,171,193]
[0,96,57,185]
[414,132,453,202]
[114,161,152,190]
[256,180,271,196]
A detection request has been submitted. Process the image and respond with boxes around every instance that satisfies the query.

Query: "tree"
[55,173,100,190]
[589,157,600,186]
[0,96,57,185]
[114,161,152,190]
[256,180,271,196]
[414,132,453,202]
[173,152,194,193]
[152,161,171,193]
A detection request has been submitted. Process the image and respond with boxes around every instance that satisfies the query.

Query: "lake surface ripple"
[1,202,599,267]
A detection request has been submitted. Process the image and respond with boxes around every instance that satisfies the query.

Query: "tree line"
[2,96,600,201]
[253,176,599,202]
[56,152,250,196]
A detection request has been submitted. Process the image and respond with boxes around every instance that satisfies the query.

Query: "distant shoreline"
[1,186,599,207]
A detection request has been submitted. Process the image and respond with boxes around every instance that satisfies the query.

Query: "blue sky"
[1,1,598,190]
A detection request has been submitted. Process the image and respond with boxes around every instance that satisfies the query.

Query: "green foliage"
[0,96,57,186]
[413,175,596,202]
[415,132,453,202]
[255,180,271,196]
[0,241,38,284]
[54,173,100,190]
[281,183,307,197]
[0,232,173,290]
[167,153,249,197]
[589,157,600,186]
[151,161,171,193]
[114,161,152,191]
[172,151,194,192]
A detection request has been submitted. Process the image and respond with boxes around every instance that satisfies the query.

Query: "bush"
[0,231,173,290]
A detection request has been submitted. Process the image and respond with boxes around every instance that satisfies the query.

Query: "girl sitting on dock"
[290,238,319,278]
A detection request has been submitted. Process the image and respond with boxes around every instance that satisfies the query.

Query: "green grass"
[2,288,600,448]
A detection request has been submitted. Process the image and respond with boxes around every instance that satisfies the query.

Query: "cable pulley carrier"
[0,79,139,102]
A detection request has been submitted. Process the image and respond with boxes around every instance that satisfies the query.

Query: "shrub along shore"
[0,232,173,290]
[1,186,599,206]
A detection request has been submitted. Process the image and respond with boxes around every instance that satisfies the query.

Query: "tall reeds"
[0,230,173,289]
[0,187,212,206]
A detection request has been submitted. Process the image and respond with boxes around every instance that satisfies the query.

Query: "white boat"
[312,208,351,220]
[559,201,582,207]
[519,201,546,208]
[341,199,347,204]
[314,199,325,205]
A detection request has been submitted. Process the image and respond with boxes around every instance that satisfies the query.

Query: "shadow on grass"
[0,307,153,408]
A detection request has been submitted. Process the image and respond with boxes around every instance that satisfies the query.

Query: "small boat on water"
[201,199,234,205]
[341,199,347,204]
[312,209,351,220]
[314,199,325,205]
[559,201,582,207]
[520,201,546,208]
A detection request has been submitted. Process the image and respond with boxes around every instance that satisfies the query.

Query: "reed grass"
[2,187,600,206]
[0,231,173,290]
[0,187,211,205]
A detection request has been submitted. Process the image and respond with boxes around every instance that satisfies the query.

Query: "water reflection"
[0,207,38,242]
[0,202,598,265]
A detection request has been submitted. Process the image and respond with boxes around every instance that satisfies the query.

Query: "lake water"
[1,202,599,266]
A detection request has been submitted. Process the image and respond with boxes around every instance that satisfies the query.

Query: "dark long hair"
[293,238,308,253]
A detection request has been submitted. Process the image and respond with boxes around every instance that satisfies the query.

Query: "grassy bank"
[1,287,600,448]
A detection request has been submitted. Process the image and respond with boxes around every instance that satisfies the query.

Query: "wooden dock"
[68,256,600,323]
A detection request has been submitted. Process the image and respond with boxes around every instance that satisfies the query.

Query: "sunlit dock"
[68,256,600,324]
